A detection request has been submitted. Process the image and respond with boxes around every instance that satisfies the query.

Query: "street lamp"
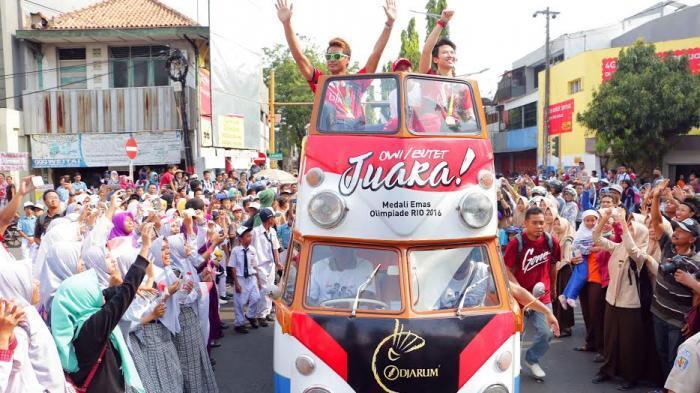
[533,7,560,170]
[166,49,192,172]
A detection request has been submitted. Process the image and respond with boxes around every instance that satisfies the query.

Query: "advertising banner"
[0,152,29,171]
[548,99,575,135]
[199,68,212,117]
[297,135,497,241]
[602,47,700,81]
[31,131,182,168]
[200,116,213,147]
[217,114,245,148]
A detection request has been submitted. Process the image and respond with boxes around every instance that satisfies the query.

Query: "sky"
[26,0,700,97]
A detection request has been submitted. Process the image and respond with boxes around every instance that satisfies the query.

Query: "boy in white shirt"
[230,226,262,334]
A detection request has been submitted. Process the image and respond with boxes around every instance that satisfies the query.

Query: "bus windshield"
[408,246,498,311]
[406,78,479,135]
[306,244,401,311]
[317,76,398,133]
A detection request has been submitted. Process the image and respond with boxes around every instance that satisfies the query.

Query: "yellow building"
[537,36,700,177]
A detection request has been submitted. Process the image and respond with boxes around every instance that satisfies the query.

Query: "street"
[213,303,650,393]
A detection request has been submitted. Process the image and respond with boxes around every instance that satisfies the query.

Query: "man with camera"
[651,216,700,381]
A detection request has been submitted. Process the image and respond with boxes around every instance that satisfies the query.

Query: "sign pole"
[129,159,134,183]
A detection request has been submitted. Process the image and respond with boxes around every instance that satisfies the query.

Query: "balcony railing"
[22,85,196,134]
[490,126,538,153]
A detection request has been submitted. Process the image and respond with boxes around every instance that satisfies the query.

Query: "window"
[406,77,480,134]
[306,244,401,312]
[318,76,398,133]
[523,102,537,128]
[109,46,170,88]
[282,241,301,305]
[408,246,498,311]
[58,48,86,89]
[507,106,523,130]
[532,64,545,89]
[569,78,582,94]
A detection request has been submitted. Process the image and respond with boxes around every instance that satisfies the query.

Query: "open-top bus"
[272,72,522,393]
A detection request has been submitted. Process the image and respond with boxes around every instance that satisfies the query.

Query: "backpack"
[515,232,554,268]
[629,258,654,321]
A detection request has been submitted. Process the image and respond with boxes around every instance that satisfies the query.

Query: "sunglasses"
[325,52,349,61]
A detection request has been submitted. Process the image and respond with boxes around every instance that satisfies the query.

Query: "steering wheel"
[319,298,389,310]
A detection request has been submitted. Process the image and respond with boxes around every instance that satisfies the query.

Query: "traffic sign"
[125,137,138,160]
[269,153,283,160]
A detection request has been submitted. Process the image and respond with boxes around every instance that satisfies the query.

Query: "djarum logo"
[371,320,440,393]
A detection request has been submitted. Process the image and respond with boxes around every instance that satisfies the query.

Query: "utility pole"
[268,70,276,169]
[534,7,559,170]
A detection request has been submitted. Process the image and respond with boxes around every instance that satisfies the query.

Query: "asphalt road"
[213,303,655,393]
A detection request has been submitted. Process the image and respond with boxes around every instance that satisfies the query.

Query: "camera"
[659,254,700,279]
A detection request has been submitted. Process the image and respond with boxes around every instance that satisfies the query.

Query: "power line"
[0,59,111,80]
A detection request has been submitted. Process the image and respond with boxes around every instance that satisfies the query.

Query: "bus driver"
[308,247,376,305]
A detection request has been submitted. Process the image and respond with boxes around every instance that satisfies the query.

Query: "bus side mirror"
[266,284,283,300]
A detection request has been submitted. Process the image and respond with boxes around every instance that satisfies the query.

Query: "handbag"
[65,344,108,393]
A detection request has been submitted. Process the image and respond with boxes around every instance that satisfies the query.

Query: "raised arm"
[0,177,32,235]
[592,209,615,251]
[650,179,668,239]
[418,9,453,73]
[276,0,314,81]
[363,0,396,73]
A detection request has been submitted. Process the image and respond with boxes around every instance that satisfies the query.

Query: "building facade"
[536,33,700,179]
[489,1,685,176]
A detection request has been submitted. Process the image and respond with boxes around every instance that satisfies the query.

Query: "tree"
[263,38,324,161]
[577,41,700,176]
[399,17,421,69]
[425,0,449,38]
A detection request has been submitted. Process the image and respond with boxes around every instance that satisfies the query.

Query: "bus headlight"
[306,167,325,187]
[482,384,508,393]
[495,351,512,372]
[458,192,493,228]
[303,387,331,393]
[478,170,495,189]
[308,191,347,228]
[295,355,315,376]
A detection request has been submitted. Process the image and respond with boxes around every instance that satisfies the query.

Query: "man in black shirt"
[651,217,700,379]
[33,189,64,245]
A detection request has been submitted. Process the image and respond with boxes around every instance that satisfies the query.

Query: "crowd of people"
[497,162,700,392]
[0,165,297,393]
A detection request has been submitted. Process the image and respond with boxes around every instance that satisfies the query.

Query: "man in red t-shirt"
[159,164,177,191]
[275,0,397,93]
[503,206,560,380]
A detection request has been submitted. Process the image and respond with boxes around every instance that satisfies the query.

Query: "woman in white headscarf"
[119,237,184,393]
[82,246,121,289]
[38,241,83,314]
[166,233,218,393]
[0,261,67,392]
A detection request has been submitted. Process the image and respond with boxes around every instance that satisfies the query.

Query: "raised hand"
[275,0,293,24]
[383,0,397,24]
[19,176,34,196]
[440,9,455,23]
[0,300,25,349]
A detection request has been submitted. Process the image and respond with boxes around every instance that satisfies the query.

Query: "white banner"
[0,152,29,171]
[31,132,183,168]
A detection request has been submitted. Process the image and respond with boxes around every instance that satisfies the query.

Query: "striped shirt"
[650,234,699,328]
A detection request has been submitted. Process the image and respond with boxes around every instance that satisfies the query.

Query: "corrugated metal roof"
[48,0,198,30]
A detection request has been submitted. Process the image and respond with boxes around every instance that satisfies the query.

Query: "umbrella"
[254,169,297,184]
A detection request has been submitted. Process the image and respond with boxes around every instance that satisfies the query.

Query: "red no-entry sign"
[125,137,138,160]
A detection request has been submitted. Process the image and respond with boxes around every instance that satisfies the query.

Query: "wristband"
[437,20,447,28]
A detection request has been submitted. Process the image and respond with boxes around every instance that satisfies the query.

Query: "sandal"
[574,345,594,352]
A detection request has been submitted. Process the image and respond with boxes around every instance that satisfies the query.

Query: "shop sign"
[0,152,29,171]
[217,114,245,148]
[548,99,574,135]
[30,131,182,168]
[602,47,700,81]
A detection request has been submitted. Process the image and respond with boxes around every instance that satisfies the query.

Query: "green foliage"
[263,38,324,158]
[577,40,700,174]
[399,17,421,68]
[425,0,449,38]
